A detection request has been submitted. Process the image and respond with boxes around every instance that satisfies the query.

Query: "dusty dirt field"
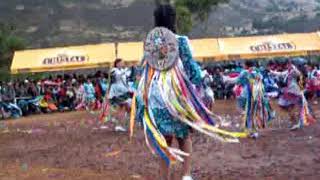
[0,100,319,180]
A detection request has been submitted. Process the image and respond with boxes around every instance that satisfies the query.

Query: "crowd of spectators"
[0,71,111,119]
[1,59,319,120]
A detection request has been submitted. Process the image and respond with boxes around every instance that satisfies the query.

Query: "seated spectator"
[1,82,22,118]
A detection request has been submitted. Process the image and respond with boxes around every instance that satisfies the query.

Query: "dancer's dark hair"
[244,60,254,68]
[154,4,177,33]
[114,58,122,68]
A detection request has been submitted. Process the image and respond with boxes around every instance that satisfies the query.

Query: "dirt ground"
[0,100,319,180]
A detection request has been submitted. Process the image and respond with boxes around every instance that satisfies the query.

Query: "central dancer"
[130,4,246,180]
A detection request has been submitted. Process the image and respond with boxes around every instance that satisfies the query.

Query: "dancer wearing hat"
[130,4,246,180]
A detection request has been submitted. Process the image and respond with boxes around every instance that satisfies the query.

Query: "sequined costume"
[201,72,215,109]
[109,67,132,105]
[270,64,316,127]
[223,67,274,131]
[130,28,246,165]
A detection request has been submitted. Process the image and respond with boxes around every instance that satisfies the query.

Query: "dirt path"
[0,100,319,180]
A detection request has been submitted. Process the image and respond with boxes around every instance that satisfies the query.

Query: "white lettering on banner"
[250,41,296,53]
[42,52,89,65]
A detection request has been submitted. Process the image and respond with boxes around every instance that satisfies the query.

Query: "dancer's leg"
[281,104,299,129]
[113,105,126,131]
[160,136,173,180]
[178,136,192,177]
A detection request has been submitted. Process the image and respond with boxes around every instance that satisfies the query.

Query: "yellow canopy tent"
[189,38,222,61]
[117,32,320,63]
[117,38,221,63]
[11,32,320,73]
[217,32,320,60]
[11,43,116,74]
[117,42,144,65]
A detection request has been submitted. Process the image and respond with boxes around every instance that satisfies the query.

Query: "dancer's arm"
[292,66,302,77]
[269,69,287,77]
[223,76,238,84]
[124,68,132,78]
[178,36,202,86]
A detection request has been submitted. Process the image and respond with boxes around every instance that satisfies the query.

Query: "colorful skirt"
[85,94,96,104]
[136,105,190,138]
[109,92,133,106]
[237,97,247,110]
[278,92,301,108]
[153,108,190,138]
[306,79,320,92]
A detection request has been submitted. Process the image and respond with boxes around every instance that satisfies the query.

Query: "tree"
[176,5,192,34]
[175,0,228,21]
[0,23,26,80]
[154,0,229,34]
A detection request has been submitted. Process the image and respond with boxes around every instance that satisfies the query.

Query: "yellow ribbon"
[129,93,137,141]
[144,111,168,148]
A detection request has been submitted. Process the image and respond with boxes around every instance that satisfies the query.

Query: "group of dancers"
[96,4,317,180]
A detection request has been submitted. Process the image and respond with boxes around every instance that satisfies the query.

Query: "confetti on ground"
[289,136,314,141]
[89,111,96,115]
[221,120,232,127]
[0,123,6,129]
[31,128,46,134]
[80,120,85,127]
[21,163,28,172]
[0,101,319,179]
[104,150,122,157]
[48,173,64,179]
[1,129,10,134]
[131,174,142,179]
[100,125,108,129]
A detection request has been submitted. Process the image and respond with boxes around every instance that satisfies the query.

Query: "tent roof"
[189,38,221,61]
[11,43,116,74]
[117,42,144,64]
[217,32,320,60]
[11,31,320,74]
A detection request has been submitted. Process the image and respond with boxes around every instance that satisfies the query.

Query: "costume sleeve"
[124,68,132,78]
[222,75,238,84]
[135,95,144,123]
[292,66,301,77]
[270,70,287,77]
[178,36,202,85]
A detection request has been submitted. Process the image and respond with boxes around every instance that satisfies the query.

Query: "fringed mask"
[144,27,179,71]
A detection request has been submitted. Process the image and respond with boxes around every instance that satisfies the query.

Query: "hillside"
[1,0,320,48]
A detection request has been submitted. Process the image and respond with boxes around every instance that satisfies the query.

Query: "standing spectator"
[201,70,215,109]
[83,77,96,111]
[75,76,86,110]
[0,81,5,119]
[212,67,224,99]
[1,82,21,118]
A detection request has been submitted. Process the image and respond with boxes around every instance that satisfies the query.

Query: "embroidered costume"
[130,28,246,165]
[223,67,274,131]
[109,67,132,105]
[270,64,316,128]
[99,67,132,122]
[201,71,215,109]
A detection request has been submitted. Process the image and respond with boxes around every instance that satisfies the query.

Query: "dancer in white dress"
[106,59,133,131]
